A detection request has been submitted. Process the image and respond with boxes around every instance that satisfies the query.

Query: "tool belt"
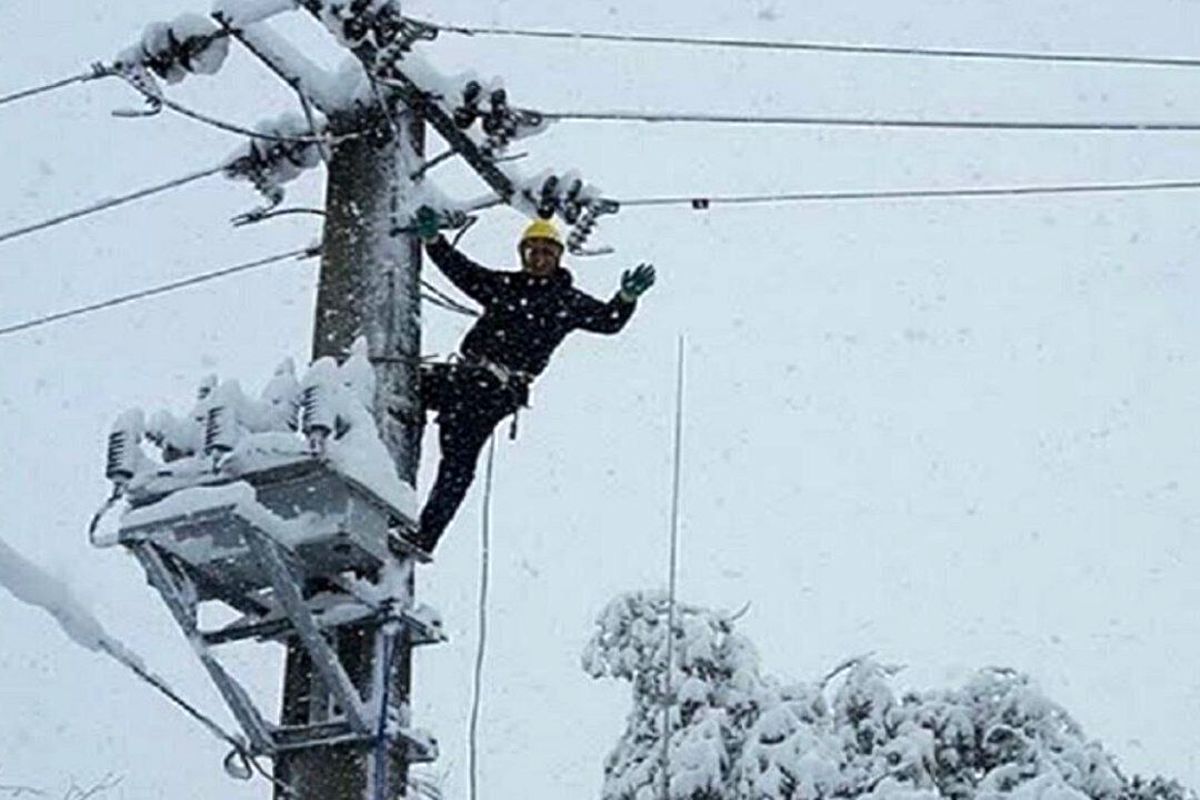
[460,355,532,440]
[462,355,534,399]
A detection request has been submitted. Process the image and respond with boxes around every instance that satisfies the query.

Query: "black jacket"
[427,237,637,377]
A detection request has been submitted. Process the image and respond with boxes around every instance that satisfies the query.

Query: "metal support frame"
[242,527,372,734]
[132,541,277,754]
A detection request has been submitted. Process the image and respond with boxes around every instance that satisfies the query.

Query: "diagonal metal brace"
[131,542,276,754]
[373,69,516,201]
[241,528,372,734]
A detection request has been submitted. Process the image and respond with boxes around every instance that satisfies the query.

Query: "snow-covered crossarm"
[213,18,340,113]
[585,592,1198,800]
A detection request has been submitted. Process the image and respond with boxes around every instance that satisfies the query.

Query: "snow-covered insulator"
[196,374,219,402]
[300,358,339,452]
[481,89,519,149]
[300,383,336,439]
[453,80,483,129]
[535,175,560,220]
[371,15,438,62]
[320,0,414,51]
[203,383,244,456]
[225,119,322,212]
[118,14,230,84]
[106,410,146,487]
[339,338,377,411]
[560,179,586,225]
[260,357,301,432]
[147,409,197,461]
[567,199,621,256]
[204,403,238,456]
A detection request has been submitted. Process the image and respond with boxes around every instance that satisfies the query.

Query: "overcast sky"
[2,1,1199,798]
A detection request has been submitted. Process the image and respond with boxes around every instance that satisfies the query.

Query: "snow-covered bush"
[584,592,1195,800]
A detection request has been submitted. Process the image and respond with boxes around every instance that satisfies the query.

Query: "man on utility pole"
[409,208,656,553]
[61,4,627,797]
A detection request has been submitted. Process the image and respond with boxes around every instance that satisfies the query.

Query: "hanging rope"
[613,178,1200,209]
[416,18,1200,70]
[469,434,498,800]
[0,245,319,338]
[540,109,1200,132]
[0,164,225,247]
[660,335,687,800]
[0,65,112,109]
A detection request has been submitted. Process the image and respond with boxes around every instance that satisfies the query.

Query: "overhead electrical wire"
[0,65,111,109]
[0,246,319,338]
[0,246,483,338]
[0,164,226,247]
[541,109,1200,132]
[118,86,334,145]
[418,17,1200,70]
[611,178,1200,208]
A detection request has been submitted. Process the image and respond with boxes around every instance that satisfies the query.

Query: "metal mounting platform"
[108,454,440,757]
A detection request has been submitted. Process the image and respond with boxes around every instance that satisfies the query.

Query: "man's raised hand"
[620,263,656,302]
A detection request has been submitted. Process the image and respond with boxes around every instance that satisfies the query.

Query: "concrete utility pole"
[277,99,426,799]
[86,8,585,798]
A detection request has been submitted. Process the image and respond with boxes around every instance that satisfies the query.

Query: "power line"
[0,246,319,338]
[541,109,1200,132]
[0,65,110,109]
[613,178,1200,208]
[421,18,1200,70]
[0,164,225,247]
[117,84,333,144]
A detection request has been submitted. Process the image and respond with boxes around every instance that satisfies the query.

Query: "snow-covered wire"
[112,69,331,144]
[660,335,686,800]
[416,18,1200,70]
[0,164,225,247]
[0,246,319,338]
[541,108,1200,132]
[613,178,1200,208]
[0,64,112,109]
[469,434,498,800]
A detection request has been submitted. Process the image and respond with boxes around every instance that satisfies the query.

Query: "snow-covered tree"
[584,592,1195,800]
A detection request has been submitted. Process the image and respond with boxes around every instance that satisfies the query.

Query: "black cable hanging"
[417,17,1200,70]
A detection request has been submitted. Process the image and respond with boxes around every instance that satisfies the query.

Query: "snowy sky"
[2,1,1199,798]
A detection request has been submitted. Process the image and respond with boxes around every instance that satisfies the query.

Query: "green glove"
[620,263,656,302]
[413,205,441,242]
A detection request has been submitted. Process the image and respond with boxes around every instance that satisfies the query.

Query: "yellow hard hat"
[519,218,563,248]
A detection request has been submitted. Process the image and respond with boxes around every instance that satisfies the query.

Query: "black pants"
[416,363,526,551]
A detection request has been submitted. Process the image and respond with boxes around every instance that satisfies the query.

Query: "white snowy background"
[2,0,1199,798]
